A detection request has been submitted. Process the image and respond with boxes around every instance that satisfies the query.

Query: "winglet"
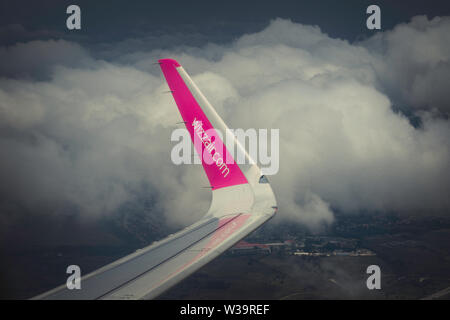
[158,59,248,190]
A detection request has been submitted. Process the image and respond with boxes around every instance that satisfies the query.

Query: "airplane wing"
[33,59,277,300]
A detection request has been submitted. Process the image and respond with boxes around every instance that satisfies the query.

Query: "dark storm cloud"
[2,0,450,48]
[0,24,64,46]
[0,39,94,79]
[363,15,450,114]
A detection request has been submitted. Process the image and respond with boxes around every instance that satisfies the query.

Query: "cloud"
[0,39,94,80]
[363,15,450,114]
[0,62,211,230]
[0,24,64,46]
[0,17,449,237]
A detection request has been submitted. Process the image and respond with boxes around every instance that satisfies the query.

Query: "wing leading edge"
[33,59,277,300]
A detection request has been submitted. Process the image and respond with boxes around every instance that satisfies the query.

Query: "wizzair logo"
[171,119,279,176]
[192,118,230,177]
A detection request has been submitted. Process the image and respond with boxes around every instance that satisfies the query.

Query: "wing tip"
[158,58,181,67]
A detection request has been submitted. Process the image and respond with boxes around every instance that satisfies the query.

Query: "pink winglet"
[159,58,248,190]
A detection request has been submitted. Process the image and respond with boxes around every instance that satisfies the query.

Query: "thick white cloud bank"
[0,17,449,232]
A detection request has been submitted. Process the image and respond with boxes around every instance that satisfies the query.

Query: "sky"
[0,0,450,250]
